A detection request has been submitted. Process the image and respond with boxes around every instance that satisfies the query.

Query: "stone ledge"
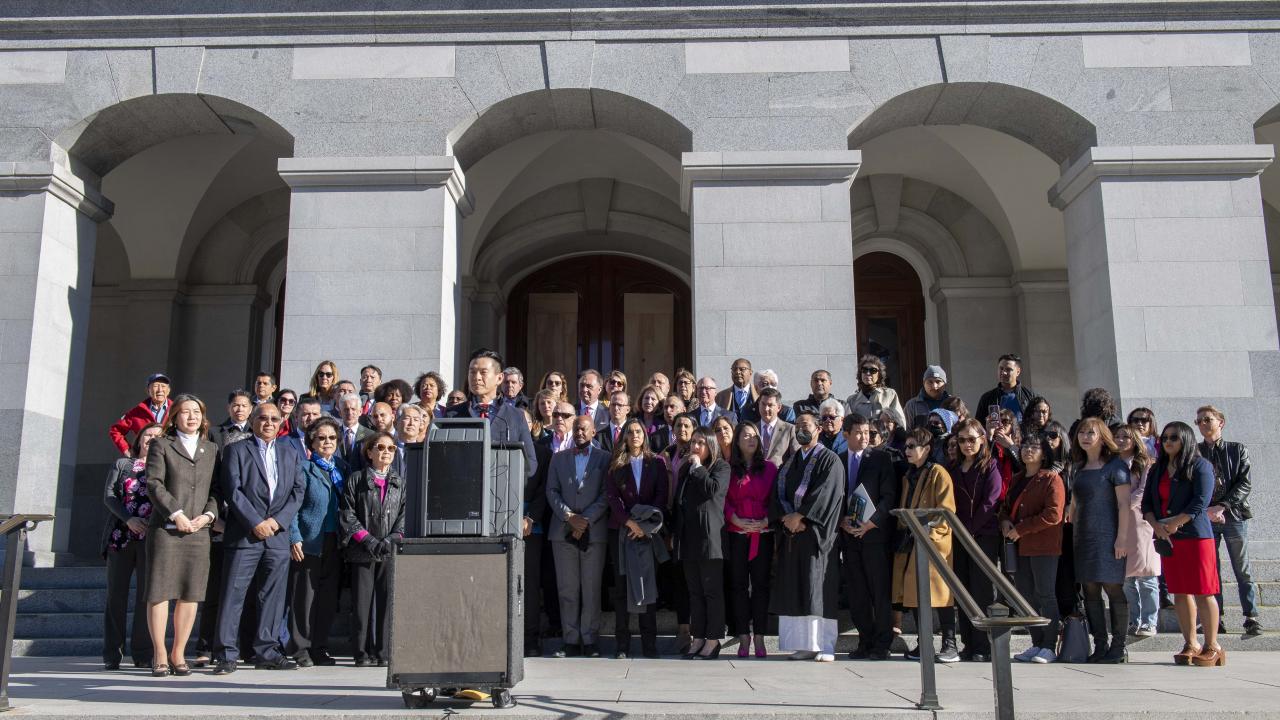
[680,150,862,212]
[1049,144,1276,209]
[0,162,113,221]
[278,156,473,216]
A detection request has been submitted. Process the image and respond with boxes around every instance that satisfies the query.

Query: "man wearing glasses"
[693,377,736,428]
[1195,406,1263,637]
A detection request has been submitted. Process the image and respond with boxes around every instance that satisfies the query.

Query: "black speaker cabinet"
[386,536,524,690]
[401,418,526,538]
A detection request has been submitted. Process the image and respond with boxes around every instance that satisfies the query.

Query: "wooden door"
[854,252,926,400]
[507,256,691,396]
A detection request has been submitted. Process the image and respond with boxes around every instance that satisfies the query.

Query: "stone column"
[1013,270,1079,415]
[681,151,861,399]
[1050,144,1280,557]
[278,157,473,390]
[0,161,111,560]
[931,277,1018,409]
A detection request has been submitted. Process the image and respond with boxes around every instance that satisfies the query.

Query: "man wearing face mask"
[770,411,846,662]
[546,416,611,658]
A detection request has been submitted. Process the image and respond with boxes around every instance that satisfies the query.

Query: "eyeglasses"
[257,416,282,424]
[552,412,574,419]
[1194,417,1214,424]
[547,379,564,387]
[859,367,879,375]
[1160,435,1181,442]
[697,386,716,392]
[317,371,334,377]
[1131,416,1151,423]
[904,443,921,450]
[314,434,337,442]
[372,444,397,453]
[278,398,296,405]
[868,430,881,439]
[820,415,839,422]
[956,435,982,444]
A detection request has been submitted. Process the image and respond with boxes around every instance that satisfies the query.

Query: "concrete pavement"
[5,652,1280,719]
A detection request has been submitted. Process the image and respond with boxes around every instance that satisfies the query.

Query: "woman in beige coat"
[892,427,959,662]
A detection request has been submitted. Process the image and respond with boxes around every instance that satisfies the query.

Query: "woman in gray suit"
[145,394,219,677]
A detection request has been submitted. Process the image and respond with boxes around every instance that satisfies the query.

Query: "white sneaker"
[1135,625,1157,638]
[1031,648,1057,664]
[1014,646,1039,662]
[815,653,835,662]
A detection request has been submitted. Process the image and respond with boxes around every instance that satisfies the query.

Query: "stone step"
[14,566,107,589]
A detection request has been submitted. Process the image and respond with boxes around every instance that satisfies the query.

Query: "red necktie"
[614,427,621,443]
[478,404,490,419]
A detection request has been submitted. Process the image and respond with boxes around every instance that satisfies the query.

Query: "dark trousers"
[664,560,691,624]
[540,537,561,634]
[523,533,544,645]
[103,543,151,664]
[215,542,291,663]
[286,533,342,658]
[954,533,1000,656]
[350,560,391,661]
[608,533,657,652]
[684,558,725,641]
[725,532,774,637]
[840,536,893,652]
[1014,554,1060,649]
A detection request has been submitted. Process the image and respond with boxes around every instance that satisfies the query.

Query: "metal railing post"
[989,627,1015,720]
[913,538,940,711]
[0,527,27,711]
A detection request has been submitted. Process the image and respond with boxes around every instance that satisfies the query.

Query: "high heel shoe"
[737,635,751,658]
[1191,645,1226,667]
[1174,641,1202,666]
[682,639,705,659]
[754,634,767,659]
[694,641,721,660]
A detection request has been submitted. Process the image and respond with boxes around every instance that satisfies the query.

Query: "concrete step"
[15,566,107,589]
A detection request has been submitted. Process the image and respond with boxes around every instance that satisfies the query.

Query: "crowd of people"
[101,350,1261,676]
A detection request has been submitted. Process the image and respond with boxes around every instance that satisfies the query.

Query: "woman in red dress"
[1143,421,1221,666]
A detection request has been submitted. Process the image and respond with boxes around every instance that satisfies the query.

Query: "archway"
[507,256,692,392]
[854,252,926,400]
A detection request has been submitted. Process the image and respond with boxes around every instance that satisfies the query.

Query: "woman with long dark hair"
[672,427,730,659]
[1001,432,1065,664]
[724,422,778,658]
[604,417,669,658]
[1070,417,1131,663]
[1144,421,1221,666]
[947,418,1003,661]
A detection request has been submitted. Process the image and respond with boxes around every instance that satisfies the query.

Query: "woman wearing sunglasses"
[1144,421,1221,666]
[846,355,906,430]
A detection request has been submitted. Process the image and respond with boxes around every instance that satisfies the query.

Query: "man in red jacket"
[108,373,172,456]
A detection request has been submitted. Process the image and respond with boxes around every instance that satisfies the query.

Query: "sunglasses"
[257,416,282,424]
[868,430,881,438]
[904,443,921,450]
[372,444,397,452]
[1131,416,1152,423]
[317,371,334,377]
[859,367,879,375]
[956,436,982,444]
[1160,435,1181,442]
[552,412,575,419]
[278,398,296,405]
[314,434,338,442]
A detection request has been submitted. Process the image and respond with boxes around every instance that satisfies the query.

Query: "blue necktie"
[848,452,862,496]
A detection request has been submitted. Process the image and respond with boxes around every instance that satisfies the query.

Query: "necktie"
[478,404,490,419]
[345,428,354,454]
[762,424,772,452]
[613,427,621,444]
[848,452,862,496]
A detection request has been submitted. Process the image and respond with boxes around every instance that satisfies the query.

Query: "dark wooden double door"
[507,256,691,391]
[854,252,926,400]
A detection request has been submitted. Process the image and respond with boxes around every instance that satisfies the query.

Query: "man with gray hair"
[335,392,372,468]
[754,369,796,422]
[502,366,530,411]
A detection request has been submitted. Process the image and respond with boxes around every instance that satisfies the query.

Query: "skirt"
[145,527,212,603]
[1164,537,1219,596]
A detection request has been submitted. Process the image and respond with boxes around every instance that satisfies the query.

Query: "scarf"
[313,455,343,493]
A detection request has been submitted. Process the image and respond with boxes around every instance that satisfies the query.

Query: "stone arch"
[847,82,1096,166]
[851,237,942,365]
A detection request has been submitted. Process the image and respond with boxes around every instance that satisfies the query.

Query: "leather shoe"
[868,649,891,661]
[354,656,374,667]
[849,645,871,660]
[312,651,337,666]
[970,653,991,663]
[294,653,314,668]
[103,661,120,671]
[212,661,237,675]
[584,644,601,658]
[254,656,298,670]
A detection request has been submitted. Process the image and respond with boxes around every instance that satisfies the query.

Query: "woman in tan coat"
[892,427,958,662]
[145,394,219,677]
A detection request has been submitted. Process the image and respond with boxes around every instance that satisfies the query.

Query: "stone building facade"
[1,2,1279,561]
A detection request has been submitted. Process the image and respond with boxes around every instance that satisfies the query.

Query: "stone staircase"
[9,558,1279,657]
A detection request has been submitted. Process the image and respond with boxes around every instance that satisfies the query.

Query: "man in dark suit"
[575,370,610,426]
[546,416,611,658]
[442,349,537,481]
[335,392,373,469]
[837,412,899,660]
[756,388,798,467]
[716,358,760,423]
[213,402,306,673]
[692,376,736,428]
[595,391,630,454]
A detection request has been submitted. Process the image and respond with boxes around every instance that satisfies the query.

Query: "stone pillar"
[681,151,861,399]
[1013,270,1079,415]
[931,277,1018,409]
[1050,144,1280,557]
[0,161,111,560]
[278,157,473,390]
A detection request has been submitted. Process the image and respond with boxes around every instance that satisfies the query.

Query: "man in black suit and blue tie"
[213,402,306,673]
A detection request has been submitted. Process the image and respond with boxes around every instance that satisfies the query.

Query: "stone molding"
[680,150,861,212]
[0,161,113,221]
[278,156,474,216]
[1048,144,1276,209]
[929,275,1013,303]
[2,3,1279,46]
[1012,269,1070,295]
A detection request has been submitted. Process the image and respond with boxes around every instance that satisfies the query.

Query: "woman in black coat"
[340,431,407,666]
[101,423,162,670]
[673,426,730,659]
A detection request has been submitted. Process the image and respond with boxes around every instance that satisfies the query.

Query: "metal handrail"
[892,507,1048,720]
[0,514,53,712]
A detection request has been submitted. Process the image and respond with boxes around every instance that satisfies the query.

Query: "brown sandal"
[1173,642,1202,666]
[1191,645,1226,667]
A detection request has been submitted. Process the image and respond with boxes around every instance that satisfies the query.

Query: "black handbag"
[1001,540,1019,574]
[1058,614,1090,663]
[1153,537,1174,557]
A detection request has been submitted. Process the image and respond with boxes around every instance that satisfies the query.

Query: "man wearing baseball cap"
[108,373,173,457]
